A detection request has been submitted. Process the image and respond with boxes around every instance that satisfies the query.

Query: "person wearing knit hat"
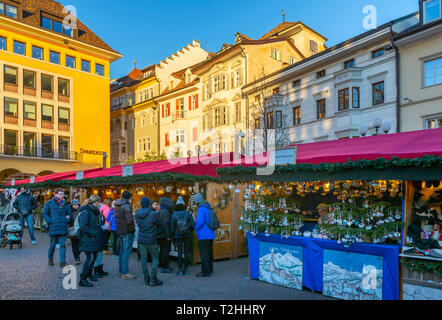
[122,190,132,200]
[176,196,185,206]
[317,203,331,224]
[193,193,204,206]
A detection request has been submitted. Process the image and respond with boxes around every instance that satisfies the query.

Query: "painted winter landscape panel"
[259,242,303,290]
[323,250,384,300]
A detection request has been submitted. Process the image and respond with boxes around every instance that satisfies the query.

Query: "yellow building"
[0,0,121,183]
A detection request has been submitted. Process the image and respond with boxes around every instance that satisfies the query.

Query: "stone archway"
[37,170,55,177]
[0,169,24,184]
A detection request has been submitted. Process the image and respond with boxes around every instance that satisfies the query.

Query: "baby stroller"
[1,212,23,249]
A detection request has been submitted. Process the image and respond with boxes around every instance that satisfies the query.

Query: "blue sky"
[62,0,419,79]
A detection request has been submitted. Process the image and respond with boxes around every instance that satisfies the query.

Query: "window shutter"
[239,69,243,85]
[231,72,235,88]
[176,100,179,116]
[167,103,170,117]
[189,96,192,110]
[165,133,169,146]
[162,104,164,118]
[226,106,230,125]
[196,94,199,109]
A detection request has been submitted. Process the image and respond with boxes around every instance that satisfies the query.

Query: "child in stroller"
[0,211,23,249]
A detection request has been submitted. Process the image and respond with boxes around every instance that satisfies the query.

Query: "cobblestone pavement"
[0,231,333,300]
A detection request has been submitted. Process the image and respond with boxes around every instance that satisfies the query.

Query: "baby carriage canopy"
[2,212,22,233]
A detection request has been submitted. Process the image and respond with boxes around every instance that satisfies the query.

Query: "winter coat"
[106,208,116,232]
[99,203,111,220]
[171,211,195,240]
[158,197,174,239]
[13,191,37,216]
[78,204,102,253]
[195,201,216,240]
[114,198,135,235]
[42,198,72,236]
[135,207,160,245]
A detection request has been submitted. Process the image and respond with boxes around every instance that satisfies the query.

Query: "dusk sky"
[62,0,419,79]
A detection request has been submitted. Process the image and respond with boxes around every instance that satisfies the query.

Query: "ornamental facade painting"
[323,250,383,300]
[259,242,303,290]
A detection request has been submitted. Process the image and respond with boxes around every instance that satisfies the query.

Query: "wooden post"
[232,189,239,259]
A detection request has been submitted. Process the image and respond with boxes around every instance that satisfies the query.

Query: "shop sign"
[122,165,133,177]
[76,171,84,180]
[275,146,297,165]
[30,176,35,183]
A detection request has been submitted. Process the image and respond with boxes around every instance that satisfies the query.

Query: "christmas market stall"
[217,129,442,300]
[5,153,249,262]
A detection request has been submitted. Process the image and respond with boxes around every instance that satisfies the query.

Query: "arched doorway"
[0,169,31,184]
[37,170,55,177]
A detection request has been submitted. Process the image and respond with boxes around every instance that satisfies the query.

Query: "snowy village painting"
[259,242,303,290]
[323,250,384,300]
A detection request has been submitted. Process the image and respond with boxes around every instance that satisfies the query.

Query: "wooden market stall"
[217,128,442,300]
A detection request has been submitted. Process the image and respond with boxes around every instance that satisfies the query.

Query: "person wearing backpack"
[69,199,82,265]
[135,197,163,286]
[42,189,72,268]
[78,195,102,288]
[158,197,174,273]
[194,193,216,277]
[13,187,38,244]
[171,196,195,276]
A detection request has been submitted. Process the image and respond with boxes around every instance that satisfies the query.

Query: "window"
[49,51,60,64]
[272,48,281,61]
[4,66,17,84]
[81,60,90,72]
[4,130,17,155]
[58,108,70,124]
[424,57,442,87]
[190,95,197,110]
[423,0,441,24]
[23,133,36,156]
[426,117,442,129]
[338,88,350,111]
[41,104,53,122]
[141,114,146,127]
[176,129,185,143]
[292,79,301,88]
[96,64,104,76]
[41,16,52,30]
[273,87,280,95]
[23,101,36,120]
[41,15,74,37]
[276,111,282,128]
[166,103,170,117]
[316,70,326,79]
[23,70,36,89]
[214,107,220,127]
[53,20,63,34]
[344,59,355,69]
[58,137,69,159]
[66,56,76,69]
[165,133,170,147]
[1,3,17,18]
[151,111,156,125]
[13,40,25,55]
[317,99,326,119]
[267,112,274,129]
[0,36,6,50]
[372,48,385,59]
[289,56,295,65]
[186,74,191,84]
[121,143,126,154]
[372,81,385,105]
[352,87,360,108]
[58,78,70,96]
[235,102,241,123]
[310,40,318,54]
[4,97,18,117]
[32,46,43,60]
[147,137,151,151]
[255,118,261,129]
[293,106,301,125]
[41,74,53,92]
[41,135,53,158]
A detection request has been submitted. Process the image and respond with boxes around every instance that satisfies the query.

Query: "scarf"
[55,198,66,207]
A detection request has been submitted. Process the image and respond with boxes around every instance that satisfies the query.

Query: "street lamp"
[373,118,382,135]
[359,125,369,137]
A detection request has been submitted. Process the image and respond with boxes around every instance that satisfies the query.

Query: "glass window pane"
[13,41,25,55]
[42,105,53,121]
[32,46,43,60]
[5,5,17,18]
[63,26,74,37]
[4,97,18,117]
[24,101,36,120]
[49,51,60,64]
[58,78,70,96]
[59,108,69,124]
[53,20,63,33]
[23,70,35,89]
[4,130,17,147]
[66,55,76,68]
[0,36,6,50]
[41,74,53,92]
[23,133,36,151]
[81,60,90,72]
[41,16,52,30]
[435,58,442,84]
[424,0,441,23]
[42,135,53,157]
[96,64,104,76]
[0,3,4,15]
[4,66,17,84]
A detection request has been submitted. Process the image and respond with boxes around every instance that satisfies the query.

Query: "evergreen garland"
[401,258,442,277]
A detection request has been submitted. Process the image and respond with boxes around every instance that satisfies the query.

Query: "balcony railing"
[0,145,81,161]
[111,130,127,140]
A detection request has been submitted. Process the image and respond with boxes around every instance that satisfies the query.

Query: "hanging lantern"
[181,189,187,195]
[157,189,165,196]
[93,189,99,195]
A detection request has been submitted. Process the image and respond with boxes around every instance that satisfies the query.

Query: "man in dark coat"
[13,187,38,244]
[135,197,163,286]
[78,196,102,287]
[171,196,195,276]
[158,197,174,273]
[114,190,136,280]
[42,189,72,268]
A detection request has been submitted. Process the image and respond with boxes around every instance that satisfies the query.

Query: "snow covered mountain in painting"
[259,250,303,290]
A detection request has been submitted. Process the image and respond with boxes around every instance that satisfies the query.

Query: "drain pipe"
[390,27,401,133]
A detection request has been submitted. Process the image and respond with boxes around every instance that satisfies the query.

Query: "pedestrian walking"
[106,201,119,257]
[69,199,82,265]
[78,195,102,288]
[42,189,72,268]
[93,206,109,278]
[194,193,215,277]
[135,197,163,286]
[13,187,38,244]
[101,198,113,255]
[171,196,195,276]
[158,197,174,273]
[114,190,136,280]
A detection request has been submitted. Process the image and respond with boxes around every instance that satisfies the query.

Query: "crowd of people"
[0,187,216,288]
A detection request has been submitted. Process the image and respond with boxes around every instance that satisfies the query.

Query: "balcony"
[264,94,284,108]
[111,154,128,163]
[111,130,127,140]
[334,67,362,86]
[0,145,81,162]
[172,111,186,121]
